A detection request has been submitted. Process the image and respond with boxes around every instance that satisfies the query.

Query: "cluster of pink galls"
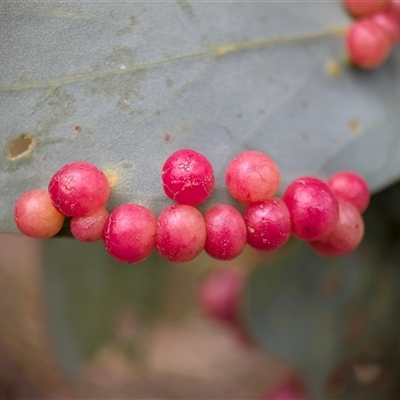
[345,0,400,69]
[14,149,370,265]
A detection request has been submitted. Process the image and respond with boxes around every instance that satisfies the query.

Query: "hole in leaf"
[8,134,36,160]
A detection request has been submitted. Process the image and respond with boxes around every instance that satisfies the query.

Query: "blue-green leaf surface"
[1,1,400,233]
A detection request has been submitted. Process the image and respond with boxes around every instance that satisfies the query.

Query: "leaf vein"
[0,26,346,92]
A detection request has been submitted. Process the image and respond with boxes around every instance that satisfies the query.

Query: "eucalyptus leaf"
[2,1,400,233]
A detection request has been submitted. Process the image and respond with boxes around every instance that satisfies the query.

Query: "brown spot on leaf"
[300,132,309,142]
[300,99,309,108]
[326,60,341,77]
[348,119,360,134]
[8,134,36,160]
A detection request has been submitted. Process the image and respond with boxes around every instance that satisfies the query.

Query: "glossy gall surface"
[244,198,291,251]
[283,177,339,241]
[48,161,110,217]
[155,204,206,262]
[204,204,247,260]
[161,149,215,206]
[389,0,400,19]
[14,189,64,238]
[225,150,281,204]
[328,170,370,213]
[103,203,156,264]
[309,199,365,257]
[71,207,109,243]
[346,20,392,69]
[344,0,389,18]
[370,11,400,45]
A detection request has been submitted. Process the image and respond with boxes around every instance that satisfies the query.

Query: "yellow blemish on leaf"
[331,26,348,36]
[104,170,119,188]
[326,60,341,77]
[215,44,238,57]
[348,119,360,134]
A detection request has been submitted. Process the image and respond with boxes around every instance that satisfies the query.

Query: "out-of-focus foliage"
[44,241,167,381]
[245,182,400,397]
